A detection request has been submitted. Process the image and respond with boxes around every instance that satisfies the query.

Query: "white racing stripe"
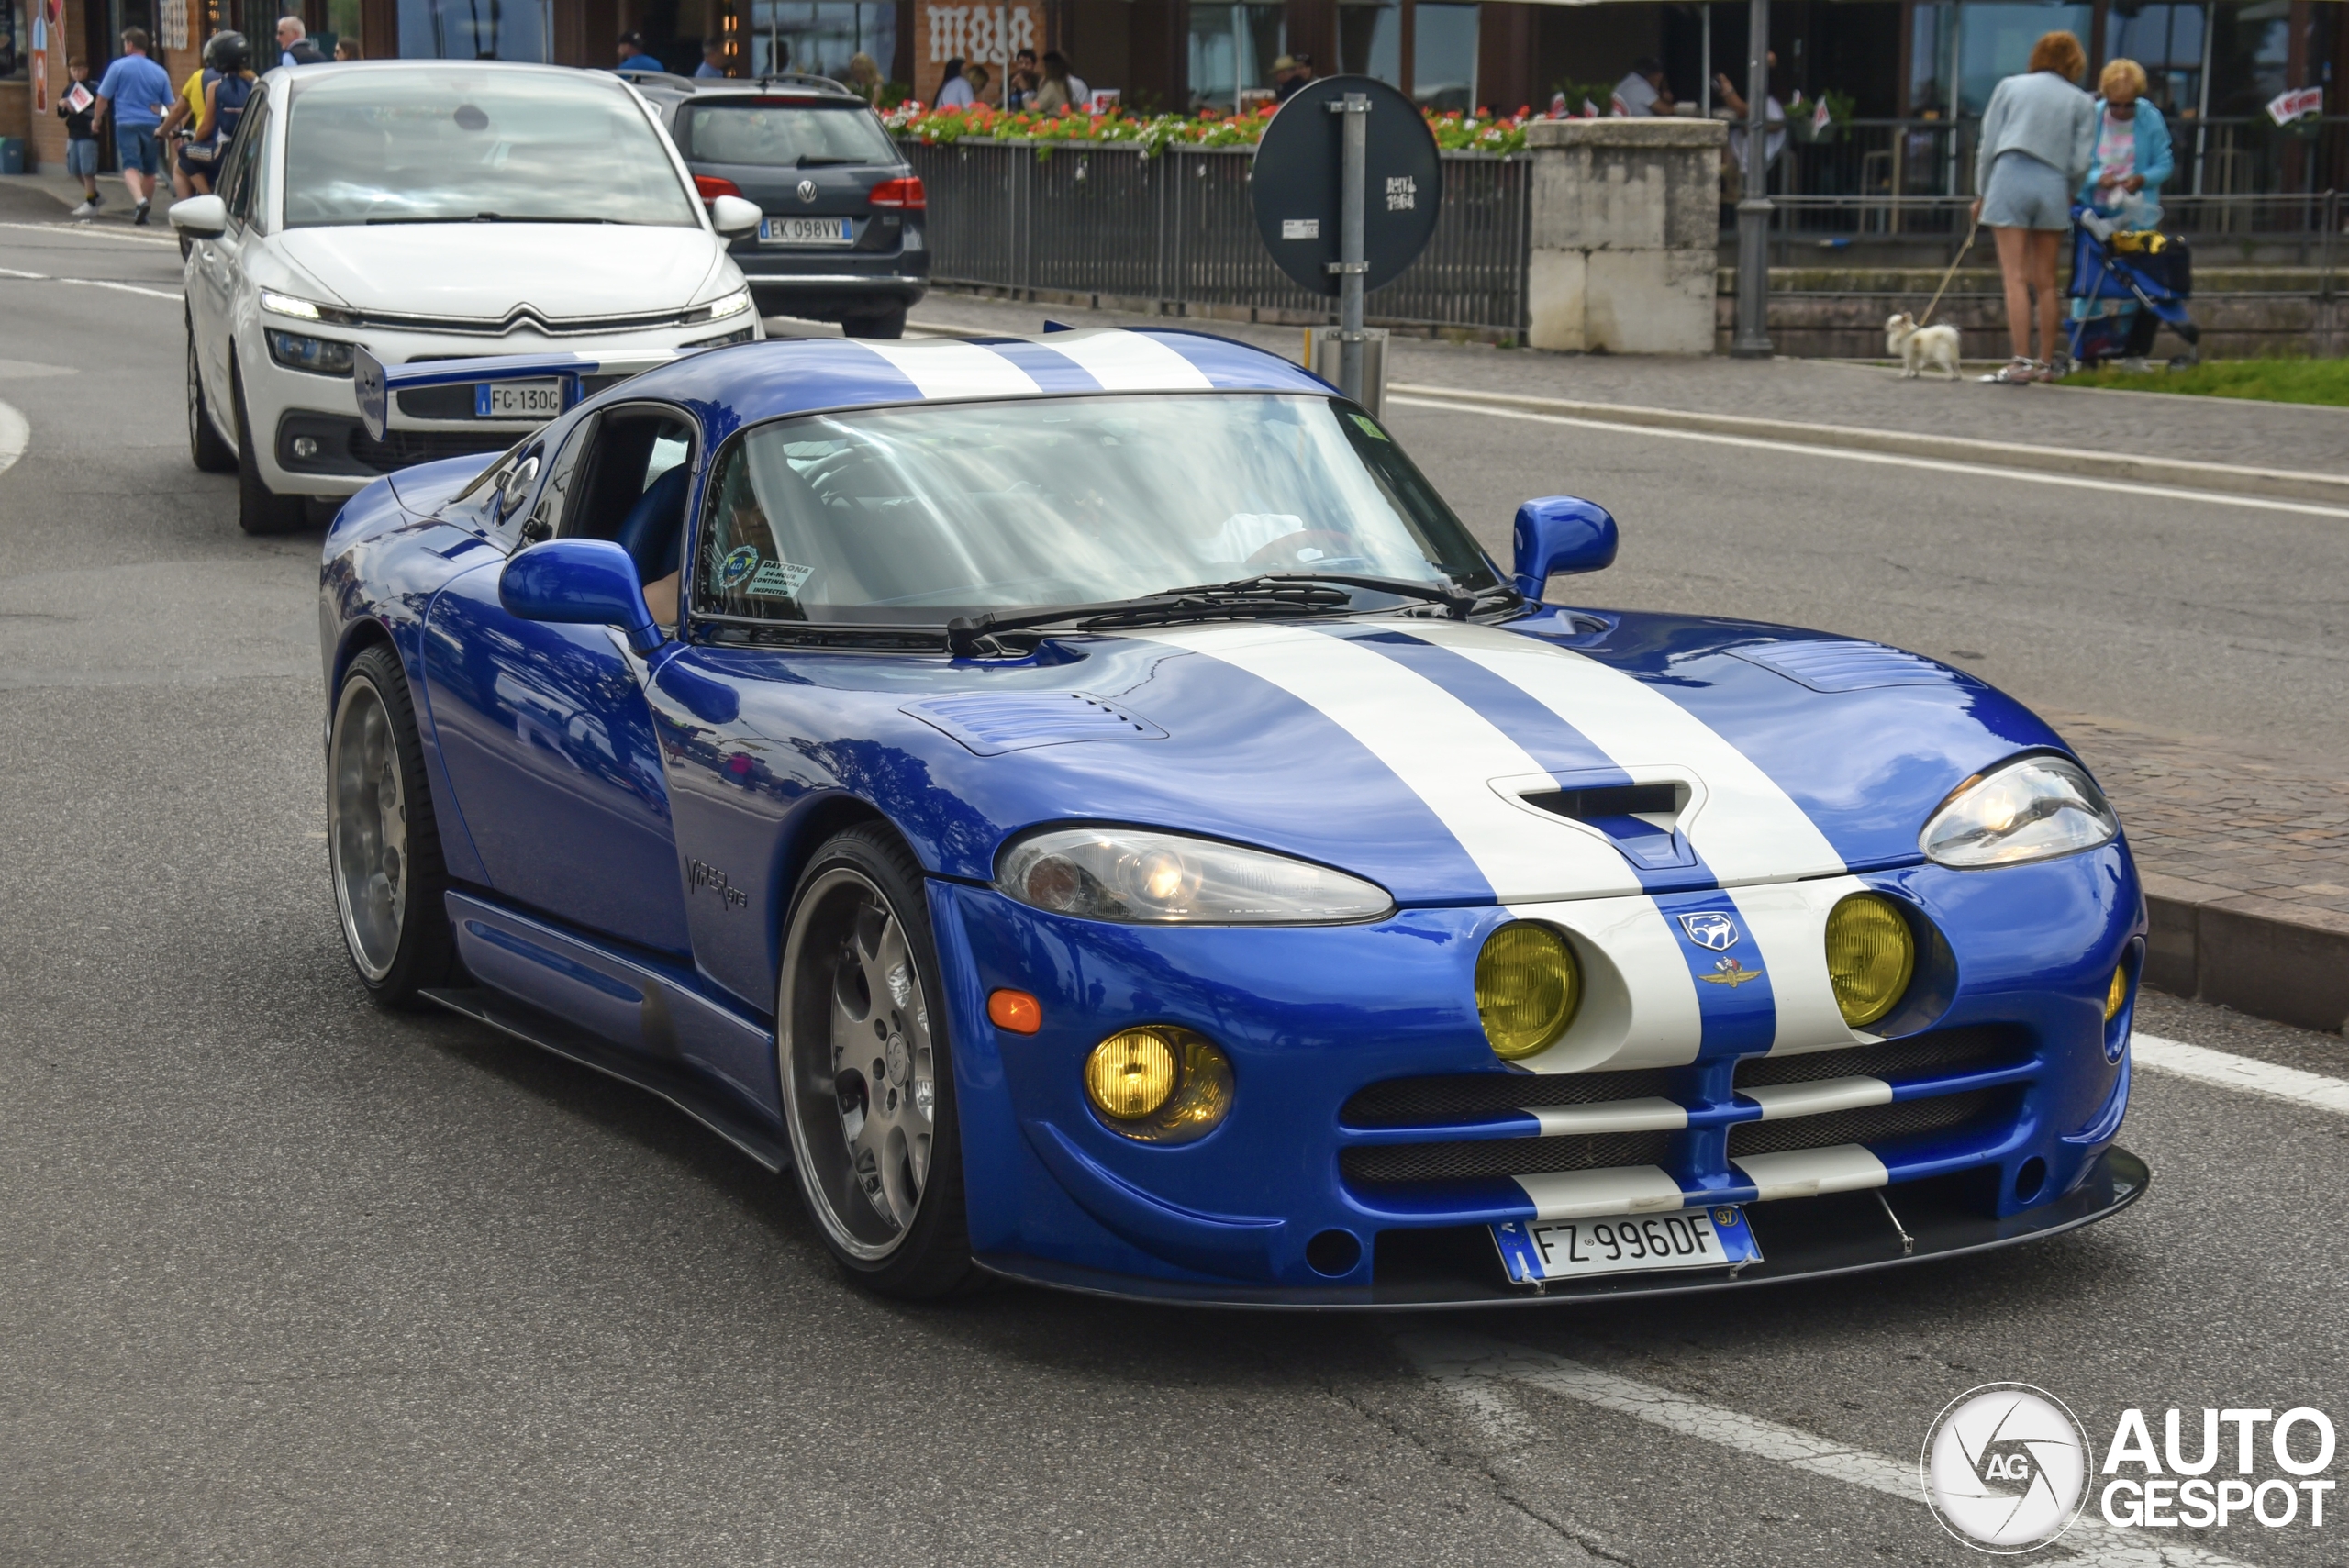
[2132,1032,2349,1117]
[1741,1075,1892,1119]
[1135,624,1643,901]
[1515,1165,1685,1219]
[1529,1097,1687,1136]
[1730,1143,1888,1200]
[1504,893,1702,1073]
[1720,875,1869,1054]
[858,339,1041,400]
[1399,1330,2257,1568]
[1041,328,1216,391]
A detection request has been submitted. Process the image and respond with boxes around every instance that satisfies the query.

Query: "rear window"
[679,100,897,167]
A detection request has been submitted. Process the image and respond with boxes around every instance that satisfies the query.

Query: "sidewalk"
[0,172,164,231]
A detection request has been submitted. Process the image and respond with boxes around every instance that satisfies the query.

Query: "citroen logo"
[797,179,818,204]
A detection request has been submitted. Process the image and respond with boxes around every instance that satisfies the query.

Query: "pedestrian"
[1007,47,1037,110]
[275,15,324,67]
[845,51,884,104]
[1971,30,2095,384]
[92,27,173,226]
[1715,51,1786,186]
[695,37,729,78]
[963,62,996,107]
[333,37,361,61]
[56,56,104,217]
[1031,51,1072,113]
[935,57,973,108]
[1613,56,1673,116]
[1039,50,1085,110]
[1280,51,1313,100]
[2080,57,2171,232]
[614,30,665,75]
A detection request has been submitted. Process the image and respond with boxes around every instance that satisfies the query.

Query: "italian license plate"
[760,216,853,246]
[1491,1206,1762,1285]
[475,379,563,419]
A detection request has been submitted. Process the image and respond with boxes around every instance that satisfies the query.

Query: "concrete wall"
[1526,117,1724,355]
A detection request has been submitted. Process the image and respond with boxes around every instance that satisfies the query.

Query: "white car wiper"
[944,581,1353,657]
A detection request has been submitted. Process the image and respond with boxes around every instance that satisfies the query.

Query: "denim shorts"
[65,138,99,179]
[1981,149,2072,231]
[113,124,161,176]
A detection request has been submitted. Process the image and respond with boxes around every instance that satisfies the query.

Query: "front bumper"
[930,844,2147,1307]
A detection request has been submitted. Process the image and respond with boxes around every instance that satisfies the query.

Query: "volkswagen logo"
[797,179,818,204]
[1921,1384,2092,1552]
[1677,912,1738,951]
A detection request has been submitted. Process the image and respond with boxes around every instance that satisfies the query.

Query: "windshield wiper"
[1226,572,1525,619]
[362,213,622,225]
[796,154,862,167]
[945,581,1351,657]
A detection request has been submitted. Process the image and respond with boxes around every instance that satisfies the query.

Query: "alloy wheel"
[328,675,408,982]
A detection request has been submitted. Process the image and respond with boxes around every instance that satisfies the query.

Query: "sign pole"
[1331,91,1370,404]
[1731,0,1774,358]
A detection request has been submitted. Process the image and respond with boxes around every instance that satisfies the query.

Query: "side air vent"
[1730,639,1968,693]
[902,691,1169,756]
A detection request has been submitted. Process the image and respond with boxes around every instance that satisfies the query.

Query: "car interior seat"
[614,463,690,584]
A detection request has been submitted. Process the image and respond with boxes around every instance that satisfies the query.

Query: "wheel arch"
[767,792,909,975]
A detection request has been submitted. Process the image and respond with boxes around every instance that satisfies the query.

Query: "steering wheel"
[1242,529,1364,572]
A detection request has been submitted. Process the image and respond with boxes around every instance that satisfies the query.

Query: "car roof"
[603,328,1339,440]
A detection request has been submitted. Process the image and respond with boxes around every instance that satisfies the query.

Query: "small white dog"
[1886,312,1963,380]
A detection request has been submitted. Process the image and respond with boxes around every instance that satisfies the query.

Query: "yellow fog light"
[2105,962,2130,1022]
[1083,1027,1233,1144]
[1825,894,1916,1028]
[1476,922,1581,1061]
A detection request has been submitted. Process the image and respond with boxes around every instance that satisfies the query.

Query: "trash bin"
[0,139,26,176]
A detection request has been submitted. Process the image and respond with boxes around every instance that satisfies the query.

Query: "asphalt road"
[3,210,2345,1568]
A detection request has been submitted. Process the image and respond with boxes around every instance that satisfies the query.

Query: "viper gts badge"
[1678,911,1739,951]
[1699,956,1762,987]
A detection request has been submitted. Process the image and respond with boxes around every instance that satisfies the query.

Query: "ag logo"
[717,544,760,590]
[1921,1383,2092,1553]
[1677,911,1738,951]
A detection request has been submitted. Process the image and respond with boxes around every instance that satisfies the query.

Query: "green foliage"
[2065,357,2349,407]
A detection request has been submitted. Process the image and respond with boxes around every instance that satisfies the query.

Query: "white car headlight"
[693,287,752,322]
[1920,755,2119,869]
[996,828,1393,925]
[259,288,357,326]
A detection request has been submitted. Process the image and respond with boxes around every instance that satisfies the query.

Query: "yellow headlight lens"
[1824,894,1915,1028]
[1085,1029,1178,1120]
[2105,962,2130,1021]
[1475,922,1581,1061]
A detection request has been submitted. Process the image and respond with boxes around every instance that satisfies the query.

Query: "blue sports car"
[317,328,2147,1306]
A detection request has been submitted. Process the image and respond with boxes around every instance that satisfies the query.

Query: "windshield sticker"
[747,560,814,599]
[1351,414,1388,441]
[716,544,761,590]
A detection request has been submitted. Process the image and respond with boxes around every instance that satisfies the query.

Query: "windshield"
[283,71,700,229]
[679,100,898,166]
[691,394,1498,627]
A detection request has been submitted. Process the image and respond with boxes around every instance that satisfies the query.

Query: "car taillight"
[867,177,926,211]
[694,174,744,202]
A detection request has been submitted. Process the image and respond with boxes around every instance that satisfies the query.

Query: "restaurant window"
[1337,0,1399,89]
[1188,2,1283,110]
[1953,1,2092,115]
[397,0,553,60]
[750,1,894,81]
[2106,2,2206,116]
[1412,1,1476,110]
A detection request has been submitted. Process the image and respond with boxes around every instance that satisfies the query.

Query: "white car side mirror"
[171,195,228,237]
[709,195,763,237]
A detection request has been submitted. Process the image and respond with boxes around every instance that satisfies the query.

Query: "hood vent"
[1730,639,1965,693]
[903,691,1168,756]
[1517,780,1696,871]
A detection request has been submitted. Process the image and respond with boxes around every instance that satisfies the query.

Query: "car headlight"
[1082,1026,1233,1143]
[1920,754,2120,869]
[1476,922,1580,1060]
[259,288,358,326]
[688,286,753,324]
[996,827,1393,925]
[265,328,356,375]
[1824,894,1914,1027]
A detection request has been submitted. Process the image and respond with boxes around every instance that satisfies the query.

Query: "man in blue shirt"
[695,39,729,78]
[94,27,173,225]
[615,31,665,75]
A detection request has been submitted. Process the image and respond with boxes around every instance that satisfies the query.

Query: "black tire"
[232,358,308,535]
[187,323,237,473]
[841,305,908,340]
[328,644,459,1009]
[777,824,977,1298]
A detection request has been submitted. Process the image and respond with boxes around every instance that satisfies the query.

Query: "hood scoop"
[1513,779,1698,872]
[1730,639,1967,693]
[903,691,1169,756]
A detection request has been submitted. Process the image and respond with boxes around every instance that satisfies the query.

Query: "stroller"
[2065,205,2199,366]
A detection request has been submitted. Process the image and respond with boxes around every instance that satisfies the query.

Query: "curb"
[2143,874,2349,1036]
[1385,383,2349,508]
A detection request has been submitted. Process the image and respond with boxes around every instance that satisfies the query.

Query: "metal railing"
[903,139,1531,334]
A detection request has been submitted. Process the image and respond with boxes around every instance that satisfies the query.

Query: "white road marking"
[0,400,28,478]
[2132,1031,2349,1117]
[0,218,185,248]
[1389,395,2349,522]
[1400,1330,2256,1568]
[0,265,181,301]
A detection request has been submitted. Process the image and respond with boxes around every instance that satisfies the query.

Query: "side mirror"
[709,194,763,237]
[170,194,228,237]
[1511,496,1619,601]
[500,539,662,655]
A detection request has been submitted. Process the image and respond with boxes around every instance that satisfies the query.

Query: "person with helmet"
[157,32,223,198]
[188,32,258,195]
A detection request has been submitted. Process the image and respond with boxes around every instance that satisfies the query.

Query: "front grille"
[350,304,707,337]
[1342,1129,1675,1187]
[1727,1089,2009,1159]
[397,384,476,419]
[1735,1027,2030,1090]
[348,426,514,473]
[1343,1067,1681,1128]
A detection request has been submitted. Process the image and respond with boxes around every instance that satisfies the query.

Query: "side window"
[518,417,595,544]
[217,90,270,224]
[562,405,698,588]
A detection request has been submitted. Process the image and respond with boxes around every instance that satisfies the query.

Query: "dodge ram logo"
[1678,912,1738,951]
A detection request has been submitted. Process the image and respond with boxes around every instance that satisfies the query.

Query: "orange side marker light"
[988,989,1042,1034]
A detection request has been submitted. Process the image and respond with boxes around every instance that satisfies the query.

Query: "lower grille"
[1341,1129,1675,1186]
[1735,1026,2030,1090]
[1343,1067,1680,1128]
[348,427,514,473]
[1727,1089,2009,1159]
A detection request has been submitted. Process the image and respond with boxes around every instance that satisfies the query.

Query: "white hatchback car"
[173,60,764,534]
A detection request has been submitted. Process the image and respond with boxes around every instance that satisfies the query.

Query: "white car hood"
[274,224,728,320]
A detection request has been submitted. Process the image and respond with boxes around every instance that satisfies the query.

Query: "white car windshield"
[691,394,1500,626]
[283,71,700,229]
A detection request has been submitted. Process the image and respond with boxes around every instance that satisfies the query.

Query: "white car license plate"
[760,216,853,246]
[1491,1206,1762,1285]
[475,379,563,419]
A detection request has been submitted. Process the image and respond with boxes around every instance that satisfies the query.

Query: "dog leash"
[1916,226,1977,328]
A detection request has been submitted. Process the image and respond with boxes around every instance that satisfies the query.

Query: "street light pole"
[1731,0,1773,358]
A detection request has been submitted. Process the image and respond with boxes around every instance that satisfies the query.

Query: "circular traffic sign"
[1250,75,1442,297]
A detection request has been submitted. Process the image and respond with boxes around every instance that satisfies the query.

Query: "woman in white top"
[936,58,974,108]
